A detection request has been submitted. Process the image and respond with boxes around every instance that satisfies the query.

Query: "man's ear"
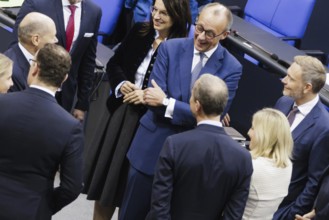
[61,74,69,86]
[220,30,230,40]
[195,100,202,113]
[31,34,39,47]
[304,82,313,94]
[30,64,39,77]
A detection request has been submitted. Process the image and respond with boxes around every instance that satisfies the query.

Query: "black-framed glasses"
[195,24,228,40]
[29,59,37,66]
[150,6,169,20]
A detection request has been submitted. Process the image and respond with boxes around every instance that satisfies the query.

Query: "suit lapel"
[201,44,225,77]
[14,45,30,76]
[292,102,320,140]
[179,39,194,101]
[55,0,66,47]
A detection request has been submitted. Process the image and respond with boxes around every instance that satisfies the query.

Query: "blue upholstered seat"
[244,0,316,48]
[92,0,125,43]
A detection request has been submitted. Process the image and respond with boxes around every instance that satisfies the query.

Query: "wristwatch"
[162,97,169,106]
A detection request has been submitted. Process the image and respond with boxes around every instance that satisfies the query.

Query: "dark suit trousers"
[119,165,153,220]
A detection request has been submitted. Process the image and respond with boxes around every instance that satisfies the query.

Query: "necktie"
[287,106,299,126]
[66,5,77,51]
[190,52,205,90]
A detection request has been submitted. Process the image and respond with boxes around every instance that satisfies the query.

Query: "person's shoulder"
[130,22,151,34]
[314,101,329,128]
[3,44,19,57]
[218,44,241,67]
[84,0,101,12]
[164,37,192,47]
[276,95,294,105]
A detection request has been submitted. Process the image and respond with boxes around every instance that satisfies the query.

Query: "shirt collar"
[294,95,319,116]
[194,44,219,58]
[62,0,82,7]
[30,85,56,97]
[197,120,222,127]
[18,42,34,63]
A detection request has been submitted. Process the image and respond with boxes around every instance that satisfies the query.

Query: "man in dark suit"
[147,74,253,220]
[120,3,242,219]
[13,0,102,121]
[0,44,84,220]
[5,12,58,92]
[273,55,329,220]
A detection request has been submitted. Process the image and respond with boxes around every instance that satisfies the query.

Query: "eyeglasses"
[150,6,169,20]
[195,24,228,40]
[29,59,38,66]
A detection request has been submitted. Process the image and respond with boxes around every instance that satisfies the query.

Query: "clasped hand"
[143,79,166,106]
[121,81,145,105]
[120,80,166,106]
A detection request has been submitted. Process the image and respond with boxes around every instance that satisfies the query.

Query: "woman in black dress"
[83,0,192,218]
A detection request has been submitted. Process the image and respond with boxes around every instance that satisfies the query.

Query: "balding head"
[190,74,228,117]
[18,12,58,53]
[194,3,232,52]
[200,3,233,31]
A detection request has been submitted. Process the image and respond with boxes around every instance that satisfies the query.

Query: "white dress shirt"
[291,95,319,131]
[18,42,34,63]
[114,31,161,98]
[164,44,219,119]
[30,85,56,97]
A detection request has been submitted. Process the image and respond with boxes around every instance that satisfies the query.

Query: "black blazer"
[13,0,102,111]
[0,88,84,220]
[148,124,253,220]
[106,22,155,113]
[4,43,30,92]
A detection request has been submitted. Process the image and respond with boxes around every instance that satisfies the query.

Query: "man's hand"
[221,113,230,127]
[120,81,138,96]
[295,209,316,220]
[123,89,145,105]
[73,109,85,122]
[144,79,166,106]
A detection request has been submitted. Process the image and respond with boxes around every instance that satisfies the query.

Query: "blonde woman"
[0,53,13,93]
[243,108,293,220]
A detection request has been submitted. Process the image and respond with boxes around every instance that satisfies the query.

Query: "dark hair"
[192,74,228,116]
[139,0,192,39]
[36,44,71,87]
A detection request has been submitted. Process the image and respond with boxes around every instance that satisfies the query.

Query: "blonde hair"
[0,53,13,77]
[250,108,293,168]
[294,55,326,93]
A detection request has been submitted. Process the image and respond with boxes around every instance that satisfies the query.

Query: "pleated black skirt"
[83,103,146,207]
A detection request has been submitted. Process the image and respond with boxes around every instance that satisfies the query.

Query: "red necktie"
[66,5,77,51]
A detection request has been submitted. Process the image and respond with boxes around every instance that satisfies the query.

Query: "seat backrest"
[92,0,125,41]
[188,24,195,38]
[244,0,315,38]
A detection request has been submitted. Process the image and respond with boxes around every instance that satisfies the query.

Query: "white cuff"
[164,98,175,119]
[115,81,126,98]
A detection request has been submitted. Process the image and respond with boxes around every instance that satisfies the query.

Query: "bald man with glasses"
[120,3,242,220]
